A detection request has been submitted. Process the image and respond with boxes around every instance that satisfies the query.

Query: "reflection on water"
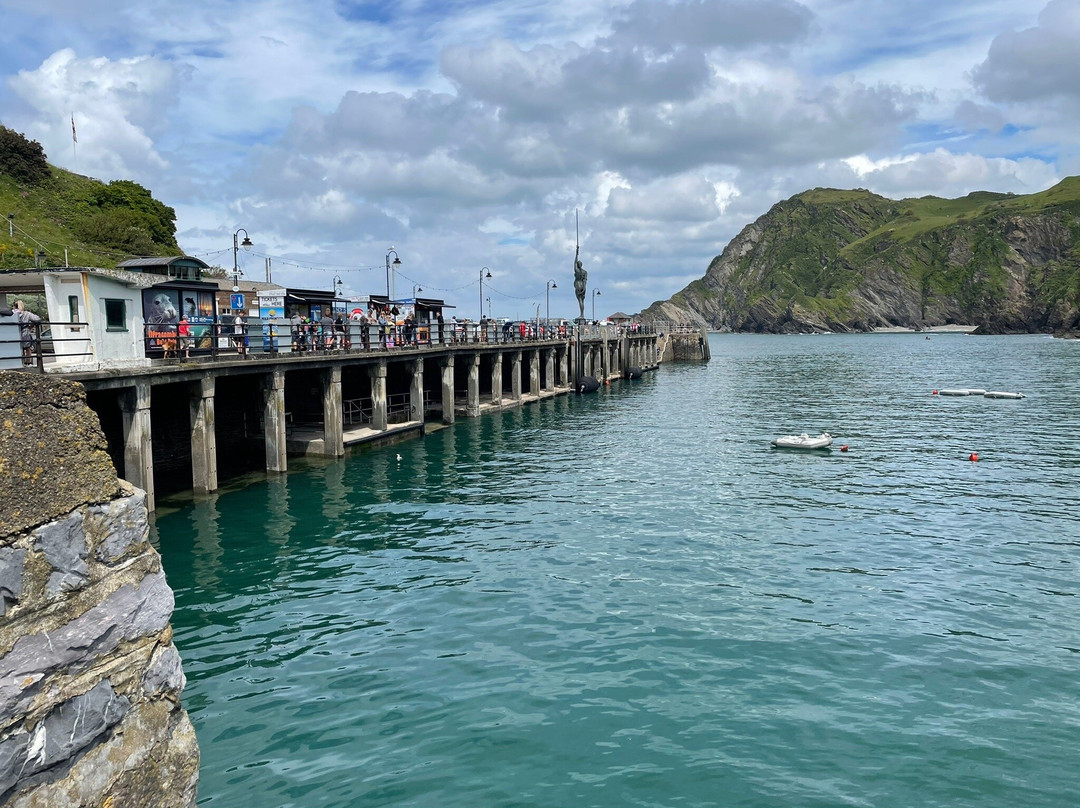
[156,334,1080,808]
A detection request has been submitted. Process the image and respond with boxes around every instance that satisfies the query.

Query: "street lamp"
[535,303,541,336]
[232,228,252,291]
[412,284,423,301]
[479,266,491,321]
[592,288,601,320]
[333,275,344,297]
[546,279,557,332]
[385,248,401,300]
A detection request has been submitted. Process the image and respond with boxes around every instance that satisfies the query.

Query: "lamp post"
[385,248,401,300]
[333,275,344,298]
[535,303,541,337]
[479,266,491,321]
[592,288,601,321]
[546,279,557,333]
[232,228,252,291]
[412,284,423,302]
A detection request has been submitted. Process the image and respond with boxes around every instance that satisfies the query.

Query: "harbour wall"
[0,372,198,807]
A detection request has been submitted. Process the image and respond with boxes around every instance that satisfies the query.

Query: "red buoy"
[932,390,938,395]
[969,452,979,462]
[840,444,849,452]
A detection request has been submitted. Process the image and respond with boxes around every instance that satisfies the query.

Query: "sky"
[1,0,1078,320]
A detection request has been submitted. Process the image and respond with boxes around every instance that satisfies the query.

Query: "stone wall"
[0,371,198,807]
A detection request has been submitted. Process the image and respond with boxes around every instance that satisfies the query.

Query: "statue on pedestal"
[574,257,586,320]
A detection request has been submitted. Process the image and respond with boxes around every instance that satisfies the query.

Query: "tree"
[0,125,50,185]
[88,180,179,250]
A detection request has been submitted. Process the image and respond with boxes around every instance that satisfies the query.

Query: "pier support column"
[189,375,217,494]
[120,381,154,512]
[545,349,555,393]
[511,350,522,402]
[322,366,344,457]
[370,361,388,431]
[262,369,287,473]
[530,349,540,398]
[440,356,455,424]
[559,346,569,387]
[491,352,503,406]
[466,353,480,418]
[409,358,424,423]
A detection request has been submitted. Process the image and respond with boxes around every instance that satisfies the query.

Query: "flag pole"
[70,113,78,172]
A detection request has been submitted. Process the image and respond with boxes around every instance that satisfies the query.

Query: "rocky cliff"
[0,371,198,807]
[640,178,1080,335]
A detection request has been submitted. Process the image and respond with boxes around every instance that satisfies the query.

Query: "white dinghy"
[771,432,833,450]
[984,391,1025,399]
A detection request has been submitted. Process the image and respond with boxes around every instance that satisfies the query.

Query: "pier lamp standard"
[232,228,252,291]
[333,275,344,297]
[546,279,557,332]
[535,303,541,336]
[385,248,401,300]
[591,288,601,321]
[479,266,491,321]
[413,284,423,301]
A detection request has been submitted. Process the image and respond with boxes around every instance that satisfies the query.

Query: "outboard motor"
[576,376,600,394]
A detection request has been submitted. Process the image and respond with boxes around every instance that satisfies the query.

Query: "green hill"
[0,124,179,270]
[643,177,1080,335]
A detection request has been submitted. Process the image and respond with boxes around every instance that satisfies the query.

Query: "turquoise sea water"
[155,333,1080,807]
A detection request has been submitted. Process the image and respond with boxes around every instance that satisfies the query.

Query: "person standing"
[178,314,192,358]
[232,311,246,355]
[320,309,335,350]
[13,300,42,365]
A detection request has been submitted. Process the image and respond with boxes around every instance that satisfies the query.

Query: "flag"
[71,115,77,144]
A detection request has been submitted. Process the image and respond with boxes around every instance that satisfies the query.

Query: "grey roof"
[116,256,210,269]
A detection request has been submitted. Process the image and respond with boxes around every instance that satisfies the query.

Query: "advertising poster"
[142,288,179,352]
[259,292,286,351]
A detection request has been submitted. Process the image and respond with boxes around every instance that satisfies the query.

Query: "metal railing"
[0,318,93,371]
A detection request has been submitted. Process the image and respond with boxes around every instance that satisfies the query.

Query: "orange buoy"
[969,452,979,462]
[840,444,849,452]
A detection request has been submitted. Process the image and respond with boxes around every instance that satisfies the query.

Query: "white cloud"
[0,0,1074,316]
[8,48,176,180]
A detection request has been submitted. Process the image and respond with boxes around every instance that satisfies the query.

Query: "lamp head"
[241,236,253,251]
[393,256,401,267]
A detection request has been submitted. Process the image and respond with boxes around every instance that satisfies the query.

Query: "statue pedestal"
[574,317,587,386]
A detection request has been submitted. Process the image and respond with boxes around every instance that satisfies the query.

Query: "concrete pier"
[58,332,660,510]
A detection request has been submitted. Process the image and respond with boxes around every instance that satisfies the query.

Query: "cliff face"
[0,371,198,807]
[641,178,1080,335]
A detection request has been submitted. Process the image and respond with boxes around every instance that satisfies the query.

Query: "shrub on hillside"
[0,125,50,184]
[90,180,178,250]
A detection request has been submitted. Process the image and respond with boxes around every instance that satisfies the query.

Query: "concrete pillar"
[189,375,217,494]
[491,352,503,406]
[409,358,424,422]
[120,382,154,512]
[545,349,555,392]
[511,350,522,401]
[559,347,568,387]
[530,349,540,398]
[466,352,480,417]
[370,361,388,431]
[441,355,455,424]
[322,365,344,457]
[262,369,287,472]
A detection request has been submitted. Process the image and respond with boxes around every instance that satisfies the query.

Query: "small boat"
[984,391,1025,399]
[771,432,832,450]
[938,389,974,396]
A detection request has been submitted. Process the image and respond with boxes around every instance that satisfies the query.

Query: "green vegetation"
[665,176,1080,333]
[0,123,178,268]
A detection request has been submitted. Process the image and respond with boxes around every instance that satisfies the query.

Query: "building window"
[68,295,80,322]
[104,299,127,331]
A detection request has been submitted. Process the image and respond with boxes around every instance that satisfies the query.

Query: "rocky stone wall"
[0,371,198,807]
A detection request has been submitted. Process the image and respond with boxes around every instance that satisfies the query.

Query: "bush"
[0,125,50,185]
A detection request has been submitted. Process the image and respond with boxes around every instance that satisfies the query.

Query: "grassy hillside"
[645,176,1080,334]
[0,125,179,269]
